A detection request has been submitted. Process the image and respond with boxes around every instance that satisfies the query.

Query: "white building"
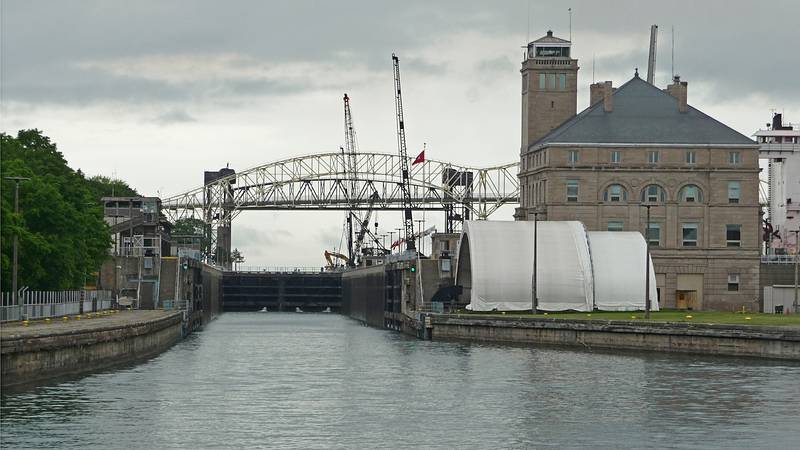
[755,113,800,254]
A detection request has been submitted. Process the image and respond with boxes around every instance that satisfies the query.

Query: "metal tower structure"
[392,53,416,252]
[343,93,360,266]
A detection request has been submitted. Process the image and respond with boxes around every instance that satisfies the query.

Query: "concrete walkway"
[1,310,180,340]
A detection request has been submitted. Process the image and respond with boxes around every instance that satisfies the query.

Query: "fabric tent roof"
[456,221,659,312]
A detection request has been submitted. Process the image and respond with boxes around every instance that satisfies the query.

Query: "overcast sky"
[3,0,798,267]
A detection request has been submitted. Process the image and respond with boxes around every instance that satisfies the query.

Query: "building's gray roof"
[531,31,570,45]
[531,75,756,149]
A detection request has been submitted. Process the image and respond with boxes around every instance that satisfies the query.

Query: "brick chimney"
[590,82,605,105]
[665,75,688,113]
[602,80,613,112]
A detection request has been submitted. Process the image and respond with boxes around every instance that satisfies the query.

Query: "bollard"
[75,315,81,320]
[45,318,51,324]
[63,316,69,321]
[745,316,752,321]
[686,315,693,320]
[23,320,29,327]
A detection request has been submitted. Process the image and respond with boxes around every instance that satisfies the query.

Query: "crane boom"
[343,93,360,267]
[391,53,416,252]
[353,192,380,264]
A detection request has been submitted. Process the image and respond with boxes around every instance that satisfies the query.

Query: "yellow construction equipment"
[324,250,349,270]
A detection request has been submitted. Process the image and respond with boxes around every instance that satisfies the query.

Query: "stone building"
[515,31,761,311]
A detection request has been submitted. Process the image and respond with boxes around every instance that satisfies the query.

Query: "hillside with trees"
[1,129,138,290]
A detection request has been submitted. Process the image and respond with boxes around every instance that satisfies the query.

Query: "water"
[2,313,799,449]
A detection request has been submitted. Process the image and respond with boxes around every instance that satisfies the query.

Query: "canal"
[2,313,799,449]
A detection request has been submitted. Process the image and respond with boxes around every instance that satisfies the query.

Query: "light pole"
[793,230,799,314]
[643,204,652,319]
[5,176,30,314]
[414,219,425,255]
[531,211,540,314]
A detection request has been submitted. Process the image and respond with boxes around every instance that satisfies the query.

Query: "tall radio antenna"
[568,8,572,42]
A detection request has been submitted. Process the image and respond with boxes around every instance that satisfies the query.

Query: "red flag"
[412,149,425,165]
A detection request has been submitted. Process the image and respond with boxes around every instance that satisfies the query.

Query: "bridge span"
[161,151,520,267]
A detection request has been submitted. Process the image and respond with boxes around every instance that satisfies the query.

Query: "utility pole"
[531,212,540,314]
[5,177,30,314]
[644,204,652,319]
[415,219,425,255]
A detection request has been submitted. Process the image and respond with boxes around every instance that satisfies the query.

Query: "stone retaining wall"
[1,312,184,387]
[430,315,800,360]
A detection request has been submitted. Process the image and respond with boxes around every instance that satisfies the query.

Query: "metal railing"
[761,255,800,264]
[1,290,114,322]
[232,266,327,274]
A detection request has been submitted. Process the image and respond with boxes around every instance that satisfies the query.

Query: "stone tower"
[521,30,579,150]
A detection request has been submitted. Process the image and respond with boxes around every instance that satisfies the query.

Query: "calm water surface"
[2,313,799,449]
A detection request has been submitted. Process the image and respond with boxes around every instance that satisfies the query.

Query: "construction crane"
[391,53,416,252]
[324,250,349,270]
[343,93,360,266]
[352,192,381,265]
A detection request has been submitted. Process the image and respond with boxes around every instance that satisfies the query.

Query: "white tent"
[456,221,659,312]
[587,231,659,311]
[456,221,594,312]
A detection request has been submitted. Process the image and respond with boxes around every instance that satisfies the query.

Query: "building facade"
[515,31,761,311]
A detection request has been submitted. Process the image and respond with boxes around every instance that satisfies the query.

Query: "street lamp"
[532,212,538,314]
[642,204,652,319]
[5,176,30,313]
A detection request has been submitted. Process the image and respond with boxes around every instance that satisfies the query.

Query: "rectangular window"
[728,181,741,203]
[548,73,556,90]
[539,73,546,90]
[610,150,621,163]
[686,151,696,164]
[568,150,579,163]
[682,223,698,247]
[728,273,740,291]
[726,224,741,247]
[607,221,624,232]
[558,73,567,90]
[566,179,578,202]
[522,73,529,92]
[648,151,660,164]
[646,223,661,246]
[729,151,741,164]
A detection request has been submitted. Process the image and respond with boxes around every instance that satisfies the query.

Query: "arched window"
[641,184,666,203]
[679,185,703,203]
[603,184,627,202]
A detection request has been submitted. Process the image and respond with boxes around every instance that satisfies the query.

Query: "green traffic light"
[410,267,416,273]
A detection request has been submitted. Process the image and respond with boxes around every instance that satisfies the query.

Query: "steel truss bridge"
[161,151,519,266]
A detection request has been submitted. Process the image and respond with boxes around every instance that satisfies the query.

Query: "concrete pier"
[429,315,800,360]
[1,310,183,388]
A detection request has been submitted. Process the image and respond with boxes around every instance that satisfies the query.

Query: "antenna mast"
[646,24,658,84]
[568,8,572,42]
[391,54,416,252]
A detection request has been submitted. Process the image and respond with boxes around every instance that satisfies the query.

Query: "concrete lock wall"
[429,316,800,360]
[1,312,184,387]
[342,265,386,328]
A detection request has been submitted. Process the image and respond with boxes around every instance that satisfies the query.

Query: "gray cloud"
[155,109,196,125]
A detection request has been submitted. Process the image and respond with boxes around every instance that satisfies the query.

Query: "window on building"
[646,223,661,246]
[682,223,699,247]
[568,150,579,163]
[728,181,741,204]
[729,151,741,164]
[648,151,660,164]
[522,73,529,92]
[680,185,703,203]
[548,73,556,90]
[728,273,740,291]
[641,184,666,203]
[566,179,579,202]
[603,184,627,202]
[726,224,741,247]
[610,151,621,163]
[607,221,624,232]
[686,151,696,164]
[539,73,546,90]
[558,73,567,90]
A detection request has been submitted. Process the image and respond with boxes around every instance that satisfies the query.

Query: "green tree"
[1,130,121,290]
[231,248,245,270]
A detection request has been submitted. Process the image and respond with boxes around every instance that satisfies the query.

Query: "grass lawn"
[462,310,800,327]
